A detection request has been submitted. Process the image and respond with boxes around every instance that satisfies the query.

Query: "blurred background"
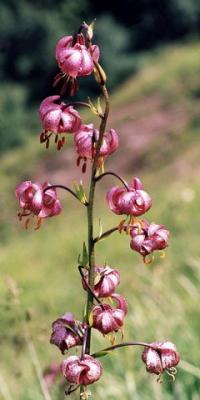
[1,0,200,399]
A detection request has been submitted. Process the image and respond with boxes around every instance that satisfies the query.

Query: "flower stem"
[85,84,109,355]
[92,341,152,358]
[95,171,129,190]
[93,226,119,244]
[43,184,82,203]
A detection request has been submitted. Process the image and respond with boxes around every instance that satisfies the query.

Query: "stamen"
[143,254,154,264]
[159,251,166,259]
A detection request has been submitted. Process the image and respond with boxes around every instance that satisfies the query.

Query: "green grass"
[1,41,200,399]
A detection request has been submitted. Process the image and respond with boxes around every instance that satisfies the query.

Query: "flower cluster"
[83,265,127,336]
[107,177,169,262]
[15,22,180,398]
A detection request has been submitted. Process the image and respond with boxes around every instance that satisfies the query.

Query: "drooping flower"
[106,178,152,217]
[50,312,84,354]
[92,294,128,335]
[82,265,120,298]
[142,341,180,376]
[130,220,169,258]
[15,181,61,228]
[62,355,102,385]
[74,123,118,171]
[55,34,100,79]
[39,95,81,149]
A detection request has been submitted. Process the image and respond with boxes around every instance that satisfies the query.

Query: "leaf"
[88,311,94,327]
[82,303,87,323]
[94,273,102,285]
[88,97,99,116]
[93,351,109,359]
[96,97,103,116]
[94,63,107,85]
[73,181,88,205]
[97,218,103,240]
[82,242,88,267]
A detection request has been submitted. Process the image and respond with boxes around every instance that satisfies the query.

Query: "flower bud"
[62,355,102,385]
[106,178,152,217]
[130,220,169,257]
[142,341,180,375]
[50,313,84,354]
[92,294,128,334]
[74,124,119,161]
[39,96,81,135]
[82,265,120,298]
[55,34,100,78]
[15,181,61,223]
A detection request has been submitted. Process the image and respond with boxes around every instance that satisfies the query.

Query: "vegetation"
[1,42,200,399]
[2,0,200,152]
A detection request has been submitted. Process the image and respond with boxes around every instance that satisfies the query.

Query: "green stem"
[85,84,109,355]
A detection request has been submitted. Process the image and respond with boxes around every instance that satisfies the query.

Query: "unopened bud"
[94,63,107,85]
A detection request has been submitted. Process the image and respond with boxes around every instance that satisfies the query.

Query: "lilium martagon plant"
[15,20,180,399]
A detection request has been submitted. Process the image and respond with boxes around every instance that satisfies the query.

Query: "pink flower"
[15,181,61,223]
[55,34,100,78]
[82,265,120,298]
[50,313,84,354]
[92,294,128,334]
[74,124,119,160]
[142,341,180,375]
[62,355,102,385]
[130,220,169,257]
[106,178,152,217]
[39,95,81,134]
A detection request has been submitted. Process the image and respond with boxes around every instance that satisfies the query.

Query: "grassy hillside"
[1,42,200,400]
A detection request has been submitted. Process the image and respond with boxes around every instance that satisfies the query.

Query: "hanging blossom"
[39,95,81,149]
[142,341,180,376]
[15,181,61,228]
[56,34,99,78]
[50,312,84,354]
[82,265,120,298]
[62,355,102,386]
[75,123,119,172]
[92,293,128,335]
[106,177,152,218]
[130,220,169,260]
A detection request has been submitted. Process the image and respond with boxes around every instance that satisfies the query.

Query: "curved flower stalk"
[15,21,180,399]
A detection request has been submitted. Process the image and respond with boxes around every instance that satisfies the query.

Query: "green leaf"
[82,242,88,267]
[82,302,87,323]
[93,351,109,358]
[97,218,103,240]
[88,311,94,327]
[96,97,103,116]
[88,96,99,116]
[73,181,88,205]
